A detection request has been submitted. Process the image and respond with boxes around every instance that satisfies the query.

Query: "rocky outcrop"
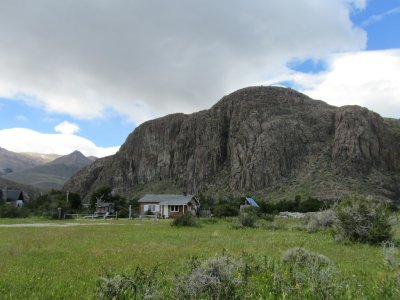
[64,86,400,201]
[332,106,397,175]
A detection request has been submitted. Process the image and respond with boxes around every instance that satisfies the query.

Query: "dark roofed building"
[240,197,259,210]
[138,194,200,218]
[1,187,29,207]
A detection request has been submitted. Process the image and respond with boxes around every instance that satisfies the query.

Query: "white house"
[138,194,200,218]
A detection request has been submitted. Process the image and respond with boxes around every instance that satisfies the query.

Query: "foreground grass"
[0,217,399,299]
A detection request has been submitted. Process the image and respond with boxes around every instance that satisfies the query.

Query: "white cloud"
[347,0,367,10]
[54,121,80,135]
[285,50,400,118]
[0,128,119,158]
[362,6,400,27]
[16,115,27,121]
[0,0,366,125]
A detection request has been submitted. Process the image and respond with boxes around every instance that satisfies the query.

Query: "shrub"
[282,247,331,267]
[383,241,400,287]
[237,207,259,228]
[175,254,246,299]
[96,266,160,299]
[279,247,337,298]
[0,205,30,218]
[213,203,239,218]
[306,210,336,233]
[260,196,325,214]
[238,213,257,228]
[333,196,394,244]
[171,213,200,227]
[298,197,324,212]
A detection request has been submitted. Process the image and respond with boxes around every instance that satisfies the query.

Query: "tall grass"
[0,217,399,298]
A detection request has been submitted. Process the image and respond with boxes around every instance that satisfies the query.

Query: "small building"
[0,187,29,207]
[138,194,200,218]
[240,197,259,211]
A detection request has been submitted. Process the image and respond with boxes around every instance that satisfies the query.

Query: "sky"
[0,0,399,157]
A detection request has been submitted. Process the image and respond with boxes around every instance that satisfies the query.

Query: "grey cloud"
[0,0,366,123]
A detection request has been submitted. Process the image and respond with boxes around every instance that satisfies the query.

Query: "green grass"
[0,217,399,299]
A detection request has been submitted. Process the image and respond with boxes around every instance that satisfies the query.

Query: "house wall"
[168,205,188,218]
[140,202,160,215]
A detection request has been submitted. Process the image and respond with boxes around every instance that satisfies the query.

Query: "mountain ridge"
[4,150,93,190]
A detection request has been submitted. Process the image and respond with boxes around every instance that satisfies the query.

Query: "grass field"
[0,217,399,299]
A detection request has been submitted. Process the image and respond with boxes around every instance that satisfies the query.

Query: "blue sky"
[0,0,399,157]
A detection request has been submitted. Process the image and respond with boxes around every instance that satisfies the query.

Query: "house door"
[163,205,169,218]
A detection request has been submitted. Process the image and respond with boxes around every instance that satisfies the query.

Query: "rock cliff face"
[64,86,400,201]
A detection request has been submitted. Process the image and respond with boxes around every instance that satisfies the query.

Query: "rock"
[64,86,400,202]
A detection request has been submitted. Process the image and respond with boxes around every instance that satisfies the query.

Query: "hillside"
[64,86,400,202]
[5,151,93,190]
[0,147,59,175]
[0,176,41,199]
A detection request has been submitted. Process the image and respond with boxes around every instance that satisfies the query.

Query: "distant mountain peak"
[49,150,92,167]
[2,149,94,190]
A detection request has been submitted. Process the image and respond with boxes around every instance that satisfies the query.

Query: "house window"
[144,204,159,212]
[170,205,180,212]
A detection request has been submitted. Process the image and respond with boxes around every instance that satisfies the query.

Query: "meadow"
[0,217,399,299]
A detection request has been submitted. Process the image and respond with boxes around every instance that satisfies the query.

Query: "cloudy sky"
[0,0,399,157]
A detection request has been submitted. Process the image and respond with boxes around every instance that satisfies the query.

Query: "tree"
[68,193,82,210]
[333,195,394,244]
[89,187,113,210]
[89,186,127,212]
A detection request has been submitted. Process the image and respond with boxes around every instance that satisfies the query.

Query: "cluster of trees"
[0,186,141,219]
[0,190,82,218]
[88,186,139,218]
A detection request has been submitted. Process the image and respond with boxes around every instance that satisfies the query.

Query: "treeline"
[199,194,326,218]
[0,190,82,218]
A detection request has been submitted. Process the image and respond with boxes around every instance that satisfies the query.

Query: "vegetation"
[333,195,395,244]
[212,198,240,218]
[96,266,160,299]
[171,213,201,227]
[259,195,326,214]
[304,209,337,233]
[238,206,260,228]
[0,217,399,298]
[0,190,82,219]
[0,201,30,218]
[89,186,126,212]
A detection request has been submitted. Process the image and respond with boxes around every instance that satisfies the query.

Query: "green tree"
[334,195,394,244]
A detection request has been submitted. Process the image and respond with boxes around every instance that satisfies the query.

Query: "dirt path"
[0,222,139,228]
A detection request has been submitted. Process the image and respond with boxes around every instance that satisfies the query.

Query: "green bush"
[238,213,257,228]
[171,213,200,227]
[333,196,394,244]
[238,207,259,228]
[276,247,338,298]
[259,196,325,214]
[305,210,336,233]
[212,203,239,218]
[0,204,30,218]
[175,254,246,299]
[96,266,160,299]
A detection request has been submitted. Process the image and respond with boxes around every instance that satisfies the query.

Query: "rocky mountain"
[64,86,400,202]
[5,150,93,190]
[0,147,59,175]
